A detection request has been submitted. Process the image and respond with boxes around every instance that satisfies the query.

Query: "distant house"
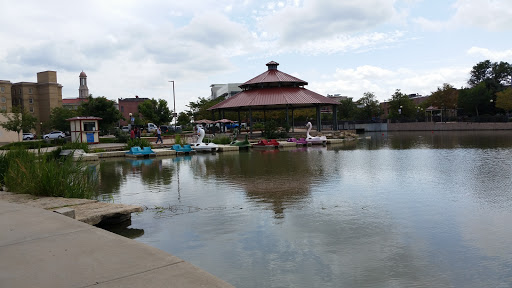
[380,94,430,120]
[118,96,149,126]
[210,83,243,100]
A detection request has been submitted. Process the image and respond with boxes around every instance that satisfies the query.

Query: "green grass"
[2,149,97,199]
[211,136,231,144]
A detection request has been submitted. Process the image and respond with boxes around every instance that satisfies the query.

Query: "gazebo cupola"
[266,61,279,70]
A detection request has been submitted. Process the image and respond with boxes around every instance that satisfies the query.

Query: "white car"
[44,131,66,139]
[23,133,35,140]
[121,126,130,133]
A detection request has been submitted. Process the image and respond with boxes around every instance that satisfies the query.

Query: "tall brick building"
[0,71,63,135]
[118,96,149,126]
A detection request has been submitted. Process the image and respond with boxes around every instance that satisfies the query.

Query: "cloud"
[310,65,470,102]
[467,47,512,61]
[260,0,397,44]
[414,0,512,31]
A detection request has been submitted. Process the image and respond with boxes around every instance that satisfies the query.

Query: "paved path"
[0,200,234,288]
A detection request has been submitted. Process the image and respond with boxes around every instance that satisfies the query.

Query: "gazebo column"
[292,108,295,132]
[211,110,215,120]
[286,105,289,128]
[332,105,338,131]
[238,110,241,127]
[316,105,321,132]
[222,111,225,132]
[263,110,266,122]
[249,107,253,138]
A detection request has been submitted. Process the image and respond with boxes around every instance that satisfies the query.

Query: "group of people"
[129,127,141,140]
[130,126,163,144]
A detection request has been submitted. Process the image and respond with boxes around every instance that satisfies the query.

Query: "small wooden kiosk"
[66,116,102,144]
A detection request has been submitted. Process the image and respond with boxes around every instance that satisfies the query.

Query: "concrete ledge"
[154,149,177,156]
[278,141,296,147]
[96,151,127,158]
[326,138,346,144]
[53,207,75,219]
[217,145,239,152]
[0,201,234,288]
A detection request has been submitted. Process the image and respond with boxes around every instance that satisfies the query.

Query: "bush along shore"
[0,148,97,199]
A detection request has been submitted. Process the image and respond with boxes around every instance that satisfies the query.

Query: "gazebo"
[208,61,340,133]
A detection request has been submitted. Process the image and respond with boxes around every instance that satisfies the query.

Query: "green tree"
[187,96,226,120]
[458,82,492,117]
[49,107,77,133]
[137,98,172,126]
[469,60,512,88]
[355,92,381,121]
[0,106,38,141]
[338,98,357,120]
[426,83,458,109]
[177,112,191,127]
[496,88,512,113]
[77,96,123,134]
[387,89,415,120]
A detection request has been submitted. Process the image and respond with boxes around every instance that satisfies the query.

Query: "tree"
[49,107,77,133]
[338,98,357,120]
[469,60,512,88]
[137,98,172,126]
[187,96,227,121]
[77,96,123,134]
[387,89,415,120]
[0,106,38,141]
[458,82,492,117]
[496,88,512,113]
[355,92,381,121]
[177,112,191,127]
[427,83,458,109]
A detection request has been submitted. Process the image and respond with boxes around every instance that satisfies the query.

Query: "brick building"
[118,96,149,126]
[0,71,63,135]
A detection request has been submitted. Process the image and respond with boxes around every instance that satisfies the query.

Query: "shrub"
[114,131,130,143]
[125,138,152,149]
[99,137,118,144]
[62,141,90,153]
[3,149,97,198]
[0,140,53,150]
[211,136,231,145]
[174,134,187,146]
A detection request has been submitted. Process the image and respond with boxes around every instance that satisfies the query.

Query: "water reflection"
[95,132,512,288]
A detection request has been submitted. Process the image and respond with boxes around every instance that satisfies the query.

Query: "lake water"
[97,131,512,288]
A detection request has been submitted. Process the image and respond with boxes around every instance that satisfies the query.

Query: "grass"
[211,136,231,144]
[1,149,97,199]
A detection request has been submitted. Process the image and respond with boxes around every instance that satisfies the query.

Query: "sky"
[1,0,512,113]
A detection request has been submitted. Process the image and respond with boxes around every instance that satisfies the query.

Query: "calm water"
[96,131,512,288]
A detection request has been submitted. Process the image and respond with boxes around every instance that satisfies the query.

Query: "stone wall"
[388,122,512,131]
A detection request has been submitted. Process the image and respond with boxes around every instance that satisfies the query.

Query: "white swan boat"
[305,122,327,145]
[192,125,218,152]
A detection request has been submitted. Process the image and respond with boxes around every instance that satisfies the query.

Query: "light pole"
[168,80,176,132]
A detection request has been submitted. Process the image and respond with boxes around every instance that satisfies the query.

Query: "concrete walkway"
[0,200,234,288]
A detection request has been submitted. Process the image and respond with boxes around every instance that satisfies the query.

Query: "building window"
[29,106,34,113]
[29,98,33,104]
[0,87,4,93]
[29,88,33,94]
[1,97,5,103]
[0,106,6,111]
[121,106,124,112]
[19,88,21,95]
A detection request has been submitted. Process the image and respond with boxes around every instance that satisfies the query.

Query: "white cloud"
[414,0,512,31]
[310,65,470,102]
[467,47,512,61]
[261,0,397,43]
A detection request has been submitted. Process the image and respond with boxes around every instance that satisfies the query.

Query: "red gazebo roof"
[208,61,339,111]
[209,87,339,110]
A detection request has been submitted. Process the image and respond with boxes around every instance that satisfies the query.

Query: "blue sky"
[1,0,511,113]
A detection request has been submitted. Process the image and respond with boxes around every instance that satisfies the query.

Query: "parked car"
[121,126,130,133]
[23,133,35,140]
[160,125,170,133]
[43,131,66,140]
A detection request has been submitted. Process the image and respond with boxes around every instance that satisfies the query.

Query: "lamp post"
[169,80,176,132]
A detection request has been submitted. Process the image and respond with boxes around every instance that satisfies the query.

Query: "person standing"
[155,127,163,144]
[130,128,135,140]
